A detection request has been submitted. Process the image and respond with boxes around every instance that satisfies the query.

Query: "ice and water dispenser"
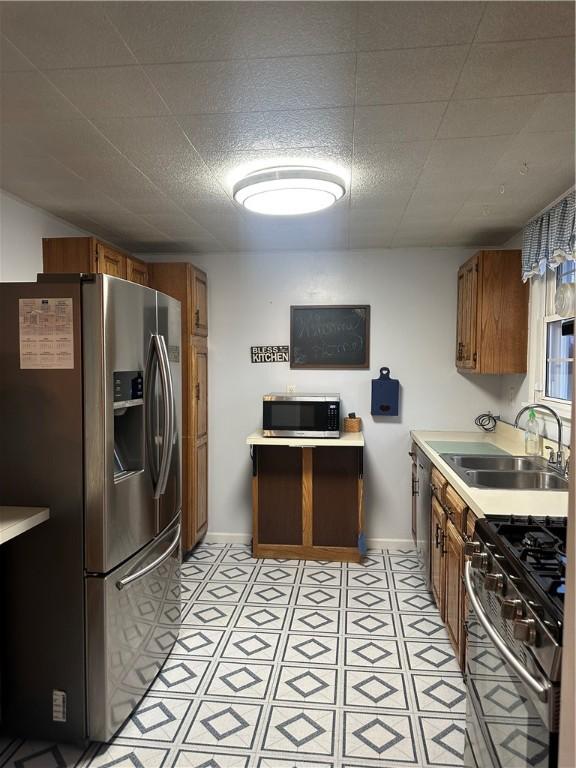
[113,371,144,480]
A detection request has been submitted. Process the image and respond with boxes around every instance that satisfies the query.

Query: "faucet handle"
[545,445,556,464]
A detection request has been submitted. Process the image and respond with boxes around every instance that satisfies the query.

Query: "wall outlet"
[286,384,296,394]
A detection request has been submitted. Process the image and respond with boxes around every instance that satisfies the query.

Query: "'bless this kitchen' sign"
[251,345,289,363]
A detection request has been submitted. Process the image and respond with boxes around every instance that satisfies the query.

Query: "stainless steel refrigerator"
[0,273,182,743]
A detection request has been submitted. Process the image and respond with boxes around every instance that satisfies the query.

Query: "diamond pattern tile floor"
[0,544,464,768]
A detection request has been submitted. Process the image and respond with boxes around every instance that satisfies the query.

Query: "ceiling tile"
[350,202,409,225]
[521,92,576,134]
[267,108,354,149]
[352,142,432,207]
[46,66,170,118]
[354,103,447,145]
[0,36,33,72]
[417,135,515,187]
[454,37,575,99]
[104,1,244,64]
[250,53,356,111]
[178,113,275,154]
[145,60,258,115]
[438,95,545,138]
[489,131,575,179]
[15,119,117,162]
[139,212,215,240]
[93,116,209,185]
[0,2,133,69]
[357,46,468,105]
[357,2,484,50]
[401,185,475,221]
[475,1,575,42]
[349,229,394,249]
[0,71,82,121]
[237,2,356,58]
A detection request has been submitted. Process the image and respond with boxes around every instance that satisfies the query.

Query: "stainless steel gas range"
[464,515,565,768]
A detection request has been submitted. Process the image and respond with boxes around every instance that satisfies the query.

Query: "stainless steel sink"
[440,453,568,491]
[462,469,568,490]
[443,454,548,472]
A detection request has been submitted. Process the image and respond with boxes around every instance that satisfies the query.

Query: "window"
[541,260,575,405]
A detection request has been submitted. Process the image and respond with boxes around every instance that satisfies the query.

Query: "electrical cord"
[475,412,498,432]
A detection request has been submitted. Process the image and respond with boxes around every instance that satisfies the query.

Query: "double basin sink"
[440,453,568,491]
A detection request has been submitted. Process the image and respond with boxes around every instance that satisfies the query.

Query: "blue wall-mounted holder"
[371,367,400,416]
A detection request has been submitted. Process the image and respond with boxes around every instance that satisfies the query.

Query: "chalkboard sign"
[290,305,370,369]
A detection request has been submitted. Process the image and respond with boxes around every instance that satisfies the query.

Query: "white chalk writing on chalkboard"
[290,305,370,369]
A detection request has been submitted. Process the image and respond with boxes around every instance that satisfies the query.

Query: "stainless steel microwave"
[262,393,340,438]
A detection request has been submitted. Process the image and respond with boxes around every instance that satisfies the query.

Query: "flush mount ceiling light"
[233,166,346,215]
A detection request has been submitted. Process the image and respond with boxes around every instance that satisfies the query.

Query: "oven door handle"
[464,560,551,702]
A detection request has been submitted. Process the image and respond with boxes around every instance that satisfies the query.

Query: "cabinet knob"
[501,598,523,620]
[471,552,488,570]
[513,618,536,645]
[464,541,480,557]
[484,573,504,593]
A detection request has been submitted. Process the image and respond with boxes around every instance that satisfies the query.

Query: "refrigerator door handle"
[146,333,171,500]
[157,333,176,498]
[116,523,181,590]
[144,334,160,488]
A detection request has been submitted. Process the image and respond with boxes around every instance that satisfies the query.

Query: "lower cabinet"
[252,444,364,562]
[431,495,447,618]
[445,520,465,668]
[427,462,475,672]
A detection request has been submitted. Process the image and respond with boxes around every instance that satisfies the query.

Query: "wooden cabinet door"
[445,520,464,669]
[257,446,303,545]
[42,236,96,273]
[192,339,208,442]
[191,338,208,544]
[96,243,127,279]
[194,440,208,539]
[431,496,446,618]
[410,449,417,545]
[456,254,478,370]
[191,268,208,337]
[312,447,359,548]
[126,257,149,286]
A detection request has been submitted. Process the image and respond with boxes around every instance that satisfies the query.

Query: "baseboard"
[203,533,414,549]
[203,532,252,545]
[367,538,415,550]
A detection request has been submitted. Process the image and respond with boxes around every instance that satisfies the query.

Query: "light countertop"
[247,430,364,447]
[0,506,50,545]
[411,424,569,520]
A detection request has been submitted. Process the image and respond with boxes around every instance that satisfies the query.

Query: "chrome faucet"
[514,404,568,475]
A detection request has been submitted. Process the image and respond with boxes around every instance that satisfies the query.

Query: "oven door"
[262,399,338,437]
[464,563,558,768]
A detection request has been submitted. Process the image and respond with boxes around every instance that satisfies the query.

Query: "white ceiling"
[0,1,574,253]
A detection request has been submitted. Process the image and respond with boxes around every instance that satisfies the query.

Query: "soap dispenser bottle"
[525,408,540,456]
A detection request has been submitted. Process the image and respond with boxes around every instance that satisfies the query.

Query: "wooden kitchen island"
[247,431,365,563]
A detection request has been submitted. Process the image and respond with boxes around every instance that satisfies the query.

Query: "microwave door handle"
[464,561,550,702]
[144,335,160,490]
[150,334,171,500]
[157,333,176,498]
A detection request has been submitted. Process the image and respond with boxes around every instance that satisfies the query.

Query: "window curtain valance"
[522,190,576,281]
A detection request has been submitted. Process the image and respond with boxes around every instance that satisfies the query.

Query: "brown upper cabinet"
[456,250,528,374]
[42,236,148,286]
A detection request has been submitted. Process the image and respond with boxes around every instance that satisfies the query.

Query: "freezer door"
[84,276,157,573]
[85,514,182,742]
[156,290,182,534]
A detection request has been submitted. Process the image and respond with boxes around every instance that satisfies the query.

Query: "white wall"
[151,247,505,542]
[0,190,89,282]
